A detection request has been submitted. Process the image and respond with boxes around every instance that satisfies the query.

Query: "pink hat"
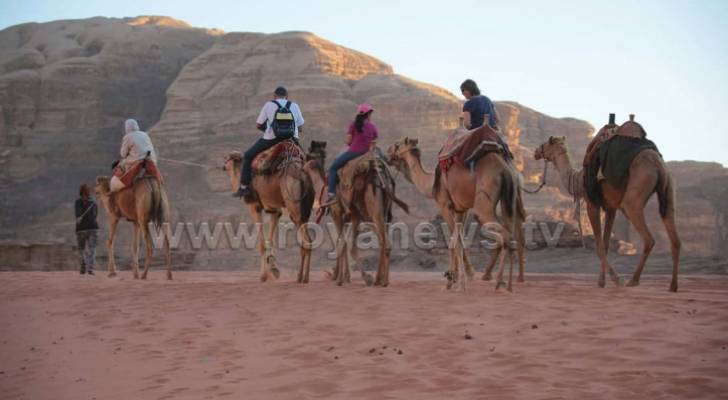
[357,103,374,115]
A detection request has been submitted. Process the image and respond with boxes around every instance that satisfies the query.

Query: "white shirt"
[256,99,305,140]
[120,130,157,166]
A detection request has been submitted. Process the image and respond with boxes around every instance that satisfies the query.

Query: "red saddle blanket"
[252,140,305,174]
[113,159,163,187]
[437,125,505,172]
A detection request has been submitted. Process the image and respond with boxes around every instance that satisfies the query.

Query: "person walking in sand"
[75,184,99,275]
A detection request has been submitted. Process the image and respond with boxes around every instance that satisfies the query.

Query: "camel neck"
[404,153,435,199]
[552,150,583,199]
[307,167,326,199]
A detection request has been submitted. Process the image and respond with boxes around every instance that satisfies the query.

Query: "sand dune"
[1,271,727,399]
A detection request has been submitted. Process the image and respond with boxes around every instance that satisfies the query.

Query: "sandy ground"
[1,271,727,400]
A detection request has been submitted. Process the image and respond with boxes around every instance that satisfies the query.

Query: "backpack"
[270,100,296,139]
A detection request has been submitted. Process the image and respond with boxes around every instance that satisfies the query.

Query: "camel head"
[222,151,243,190]
[534,136,567,162]
[306,140,327,163]
[386,137,420,181]
[95,176,111,197]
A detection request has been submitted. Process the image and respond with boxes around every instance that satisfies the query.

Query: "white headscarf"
[125,119,140,135]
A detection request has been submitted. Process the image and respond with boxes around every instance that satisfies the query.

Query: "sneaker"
[232,186,250,198]
[320,193,337,207]
[87,270,95,276]
[79,268,86,275]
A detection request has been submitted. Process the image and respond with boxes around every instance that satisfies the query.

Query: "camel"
[303,141,408,287]
[222,150,315,283]
[386,137,526,291]
[534,136,680,292]
[94,176,172,280]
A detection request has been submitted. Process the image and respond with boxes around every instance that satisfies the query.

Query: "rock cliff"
[0,16,725,271]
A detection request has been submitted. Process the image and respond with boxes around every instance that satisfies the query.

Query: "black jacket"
[75,198,99,232]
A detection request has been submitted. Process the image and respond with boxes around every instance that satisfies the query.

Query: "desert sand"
[1,271,727,400]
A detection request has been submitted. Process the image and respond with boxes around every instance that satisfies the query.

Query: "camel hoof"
[260,274,268,282]
[108,272,117,278]
[669,281,678,292]
[517,276,525,283]
[598,276,606,288]
[323,269,335,280]
[495,281,507,291]
[166,272,172,280]
[482,273,492,281]
[362,274,374,287]
[270,267,280,280]
[626,279,640,287]
[133,273,140,280]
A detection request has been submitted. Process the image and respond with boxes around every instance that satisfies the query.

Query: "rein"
[520,161,548,194]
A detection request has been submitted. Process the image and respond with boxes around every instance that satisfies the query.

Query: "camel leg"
[131,224,141,280]
[297,223,312,284]
[507,249,515,292]
[453,212,474,282]
[140,223,153,280]
[336,231,347,286]
[106,218,119,278]
[603,208,616,254]
[602,208,621,284]
[493,244,507,292]
[372,200,391,287]
[266,211,281,281]
[661,207,681,292]
[587,202,617,288]
[440,207,458,290]
[248,206,269,282]
[482,245,500,281]
[164,233,172,280]
[349,218,368,285]
[368,187,391,288]
[515,219,526,283]
[623,206,655,287]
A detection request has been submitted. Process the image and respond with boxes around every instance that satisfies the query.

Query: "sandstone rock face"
[0,16,725,270]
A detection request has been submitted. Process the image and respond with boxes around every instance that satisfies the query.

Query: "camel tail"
[301,174,315,223]
[657,168,674,219]
[149,179,167,228]
[433,164,443,198]
[500,169,516,218]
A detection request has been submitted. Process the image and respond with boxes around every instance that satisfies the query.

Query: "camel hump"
[252,139,305,175]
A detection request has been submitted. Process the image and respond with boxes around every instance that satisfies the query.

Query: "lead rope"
[520,161,548,194]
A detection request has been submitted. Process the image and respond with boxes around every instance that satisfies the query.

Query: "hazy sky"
[2,0,727,165]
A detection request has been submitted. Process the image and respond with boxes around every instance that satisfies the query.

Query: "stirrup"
[320,194,337,208]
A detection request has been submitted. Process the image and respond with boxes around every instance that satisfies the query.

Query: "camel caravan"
[83,80,680,292]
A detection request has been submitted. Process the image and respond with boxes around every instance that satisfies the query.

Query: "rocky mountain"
[0,16,725,270]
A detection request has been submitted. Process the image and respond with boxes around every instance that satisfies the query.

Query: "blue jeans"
[327,151,365,194]
[76,230,98,272]
[240,137,286,186]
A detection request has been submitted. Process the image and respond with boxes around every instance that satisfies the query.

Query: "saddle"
[335,149,408,220]
[252,139,305,175]
[583,117,659,206]
[437,125,508,173]
[113,158,163,188]
[583,115,647,167]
